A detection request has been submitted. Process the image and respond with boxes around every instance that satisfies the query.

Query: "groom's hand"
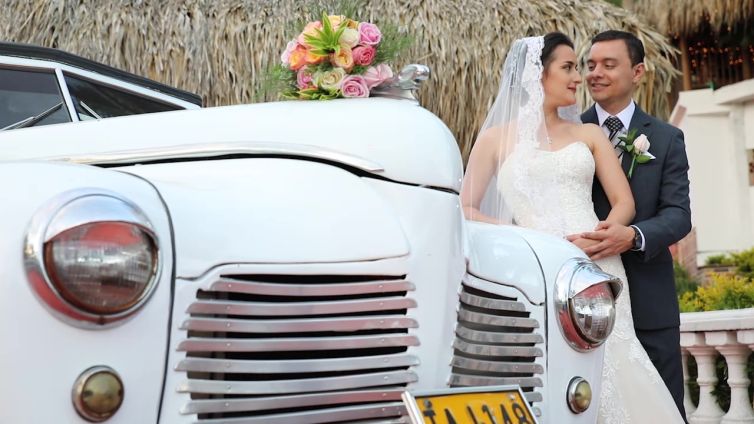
[580,222,634,260]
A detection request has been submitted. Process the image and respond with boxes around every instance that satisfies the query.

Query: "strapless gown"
[498,141,684,423]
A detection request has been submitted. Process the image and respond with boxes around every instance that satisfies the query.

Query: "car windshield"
[0,67,71,129]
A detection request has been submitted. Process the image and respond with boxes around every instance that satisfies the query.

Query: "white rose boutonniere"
[619,129,656,178]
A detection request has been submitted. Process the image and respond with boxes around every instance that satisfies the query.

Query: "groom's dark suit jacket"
[582,105,691,331]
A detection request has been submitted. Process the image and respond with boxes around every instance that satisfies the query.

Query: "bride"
[460,33,685,423]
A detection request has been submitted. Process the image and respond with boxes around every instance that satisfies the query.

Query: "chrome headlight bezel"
[24,188,161,328]
[554,258,622,352]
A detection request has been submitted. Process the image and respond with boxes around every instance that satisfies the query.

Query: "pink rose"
[352,45,376,66]
[280,40,298,65]
[341,75,369,98]
[358,22,382,46]
[297,66,314,89]
[363,64,393,89]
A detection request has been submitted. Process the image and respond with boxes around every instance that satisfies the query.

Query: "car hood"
[0,98,463,192]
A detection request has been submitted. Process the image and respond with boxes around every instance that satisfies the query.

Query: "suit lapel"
[581,105,599,125]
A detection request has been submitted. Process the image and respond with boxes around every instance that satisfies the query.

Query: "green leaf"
[625,144,634,153]
[636,154,653,164]
[627,128,638,140]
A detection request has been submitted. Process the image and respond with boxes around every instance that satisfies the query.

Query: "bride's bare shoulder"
[573,123,607,150]
[473,125,515,154]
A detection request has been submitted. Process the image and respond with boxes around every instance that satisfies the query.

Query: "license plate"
[402,385,538,424]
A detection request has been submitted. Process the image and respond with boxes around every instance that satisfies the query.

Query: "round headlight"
[25,190,161,327]
[570,282,616,343]
[44,221,158,315]
[555,258,622,352]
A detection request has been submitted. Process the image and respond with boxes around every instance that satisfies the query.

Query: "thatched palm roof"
[1,0,678,160]
[632,0,754,37]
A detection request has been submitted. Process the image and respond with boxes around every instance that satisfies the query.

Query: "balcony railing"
[681,308,754,423]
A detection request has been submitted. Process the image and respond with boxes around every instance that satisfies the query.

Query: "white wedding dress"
[497,140,685,423]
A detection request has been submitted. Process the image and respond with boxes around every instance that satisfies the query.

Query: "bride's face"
[542,45,582,108]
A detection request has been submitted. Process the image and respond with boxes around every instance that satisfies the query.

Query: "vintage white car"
[0,53,621,424]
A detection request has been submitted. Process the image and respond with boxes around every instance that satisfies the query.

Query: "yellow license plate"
[403,386,537,424]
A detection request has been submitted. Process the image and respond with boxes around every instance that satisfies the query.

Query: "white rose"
[339,28,360,48]
[633,134,650,154]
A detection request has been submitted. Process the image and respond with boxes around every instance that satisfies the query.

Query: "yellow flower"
[330,46,354,72]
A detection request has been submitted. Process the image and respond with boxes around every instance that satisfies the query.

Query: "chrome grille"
[451,280,545,415]
[177,274,417,423]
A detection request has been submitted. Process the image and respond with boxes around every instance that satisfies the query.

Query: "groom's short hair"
[591,30,645,66]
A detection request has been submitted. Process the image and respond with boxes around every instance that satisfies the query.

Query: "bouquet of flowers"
[274,12,406,100]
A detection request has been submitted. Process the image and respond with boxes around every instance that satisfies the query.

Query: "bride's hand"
[580,221,634,259]
[565,233,601,252]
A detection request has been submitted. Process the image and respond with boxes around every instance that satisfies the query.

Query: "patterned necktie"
[604,115,623,145]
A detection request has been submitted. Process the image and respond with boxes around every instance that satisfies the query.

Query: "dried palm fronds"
[0,0,678,161]
[632,0,754,37]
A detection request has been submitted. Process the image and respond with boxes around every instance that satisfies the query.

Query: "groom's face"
[585,40,643,108]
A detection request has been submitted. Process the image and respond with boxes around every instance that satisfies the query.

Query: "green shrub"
[679,273,754,312]
[730,248,754,280]
[705,254,734,266]
[675,261,699,297]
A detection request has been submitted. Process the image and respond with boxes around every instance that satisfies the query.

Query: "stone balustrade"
[680,308,754,424]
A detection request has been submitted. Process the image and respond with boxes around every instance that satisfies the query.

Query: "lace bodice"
[498,141,598,237]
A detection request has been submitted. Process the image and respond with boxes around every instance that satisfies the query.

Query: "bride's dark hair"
[541,32,574,68]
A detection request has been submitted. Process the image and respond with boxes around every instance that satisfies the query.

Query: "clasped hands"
[566,221,634,260]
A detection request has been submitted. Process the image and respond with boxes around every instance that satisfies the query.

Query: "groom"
[573,30,691,418]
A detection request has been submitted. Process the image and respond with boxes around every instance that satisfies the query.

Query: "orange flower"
[330,46,354,72]
[288,45,308,70]
[305,49,327,65]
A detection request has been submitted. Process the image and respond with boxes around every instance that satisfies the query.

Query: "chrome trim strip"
[178,334,420,352]
[457,309,539,329]
[23,188,162,328]
[186,402,406,424]
[448,375,543,388]
[177,370,418,395]
[181,316,418,333]
[210,278,415,296]
[176,354,420,374]
[44,142,385,172]
[459,292,526,312]
[180,388,406,414]
[453,339,542,358]
[54,67,78,122]
[187,297,416,316]
[451,357,544,374]
[455,326,544,344]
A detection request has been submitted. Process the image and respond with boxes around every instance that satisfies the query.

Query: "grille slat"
[451,281,545,418]
[177,354,419,374]
[187,297,416,316]
[179,334,419,353]
[451,357,544,374]
[449,374,543,388]
[455,326,543,344]
[178,273,417,422]
[178,370,419,395]
[181,388,406,414]
[181,316,418,333]
[192,402,407,424]
[453,339,542,358]
[458,309,539,329]
[459,292,527,312]
[211,278,415,296]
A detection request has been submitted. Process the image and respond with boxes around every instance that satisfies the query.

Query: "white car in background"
[0,46,620,424]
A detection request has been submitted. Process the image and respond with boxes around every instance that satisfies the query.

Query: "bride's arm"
[460,128,502,224]
[587,125,636,225]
